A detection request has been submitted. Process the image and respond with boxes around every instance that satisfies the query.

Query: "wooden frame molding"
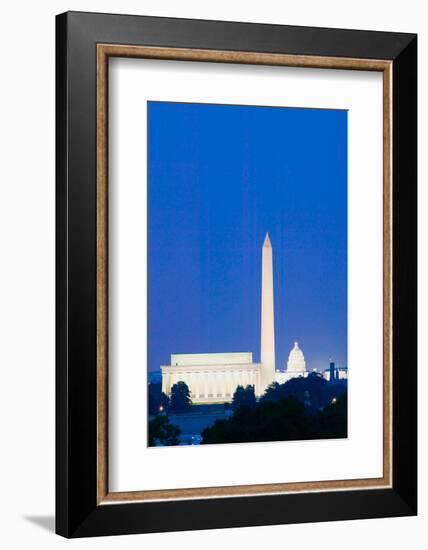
[96,43,393,505]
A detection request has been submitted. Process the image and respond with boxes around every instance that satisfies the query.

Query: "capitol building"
[161,234,316,403]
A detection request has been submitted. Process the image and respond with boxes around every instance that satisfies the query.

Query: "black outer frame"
[56,11,417,538]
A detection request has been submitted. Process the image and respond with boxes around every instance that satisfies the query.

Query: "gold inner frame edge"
[96,44,393,505]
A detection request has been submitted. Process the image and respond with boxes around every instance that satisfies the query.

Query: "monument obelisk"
[260,233,276,393]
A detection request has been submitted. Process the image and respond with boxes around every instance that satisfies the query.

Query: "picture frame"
[56,11,417,538]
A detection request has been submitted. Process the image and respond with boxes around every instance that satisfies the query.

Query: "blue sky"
[148,101,347,374]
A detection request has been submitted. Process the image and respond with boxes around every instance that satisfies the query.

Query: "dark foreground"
[148,374,347,446]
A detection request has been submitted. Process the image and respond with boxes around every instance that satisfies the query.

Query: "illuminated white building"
[275,342,309,384]
[161,233,311,403]
[161,352,261,403]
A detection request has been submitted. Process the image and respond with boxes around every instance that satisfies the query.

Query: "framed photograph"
[56,11,417,537]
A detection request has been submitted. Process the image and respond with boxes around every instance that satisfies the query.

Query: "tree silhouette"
[313,392,348,439]
[201,391,347,445]
[232,385,256,411]
[261,372,346,412]
[170,381,192,413]
[148,415,181,446]
[148,381,170,415]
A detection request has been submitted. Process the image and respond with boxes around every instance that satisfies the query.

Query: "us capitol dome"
[274,341,308,384]
[286,342,306,373]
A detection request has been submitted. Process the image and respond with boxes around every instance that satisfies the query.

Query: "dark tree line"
[202,393,347,444]
[148,415,181,446]
[202,374,347,445]
[148,381,193,446]
[148,382,170,415]
[261,372,346,413]
[148,380,192,415]
[232,385,257,410]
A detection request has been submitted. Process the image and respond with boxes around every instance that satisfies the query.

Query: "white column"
[225,371,231,397]
[204,372,209,397]
[193,371,199,399]
[198,372,203,398]
[230,370,235,396]
[205,372,210,399]
[209,372,213,399]
[210,372,215,399]
[231,371,236,396]
[188,372,194,399]
[192,372,197,399]
[213,372,218,399]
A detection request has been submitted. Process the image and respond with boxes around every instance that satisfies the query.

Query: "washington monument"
[161,233,309,402]
[260,233,276,391]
